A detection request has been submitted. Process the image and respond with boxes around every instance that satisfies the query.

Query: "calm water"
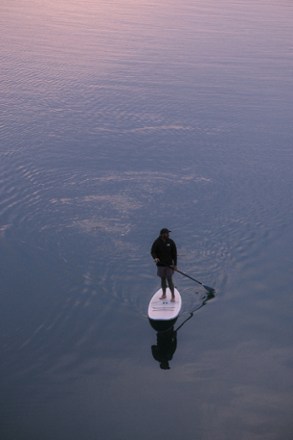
[1,1,293,439]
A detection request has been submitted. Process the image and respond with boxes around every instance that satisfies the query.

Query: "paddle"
[171,266,215,294]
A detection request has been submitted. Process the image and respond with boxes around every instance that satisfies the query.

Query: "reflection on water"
[1,0,293,438]
[151,290,215,369]
[152,328,177,370]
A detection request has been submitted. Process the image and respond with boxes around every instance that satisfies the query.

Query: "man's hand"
[154,258,160,264]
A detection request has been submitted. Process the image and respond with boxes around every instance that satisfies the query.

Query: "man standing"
[151,228,177,302]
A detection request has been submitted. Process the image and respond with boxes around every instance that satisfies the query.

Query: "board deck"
[148,288,182,321]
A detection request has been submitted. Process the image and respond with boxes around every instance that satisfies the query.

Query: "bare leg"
[168,276,175,302]
[160,277,167,299]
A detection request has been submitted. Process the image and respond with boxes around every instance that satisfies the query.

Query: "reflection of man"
[151,228,177,302]
[151,328,177,370]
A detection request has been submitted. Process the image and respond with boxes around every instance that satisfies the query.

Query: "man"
[151,228,177,302]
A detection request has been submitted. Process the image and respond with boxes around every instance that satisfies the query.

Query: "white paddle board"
[148,288,182,321]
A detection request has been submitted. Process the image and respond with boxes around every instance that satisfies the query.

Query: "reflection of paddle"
[170,266,215,294]
[175,290,215,332]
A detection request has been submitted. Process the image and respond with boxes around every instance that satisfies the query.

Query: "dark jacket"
[151,237,177,267]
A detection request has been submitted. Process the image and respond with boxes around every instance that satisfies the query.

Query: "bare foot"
[160,295,166,300]
[171,297,175,302]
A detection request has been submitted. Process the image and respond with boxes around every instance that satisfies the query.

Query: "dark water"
[1,1,293,439]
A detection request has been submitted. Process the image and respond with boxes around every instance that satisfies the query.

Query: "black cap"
[160,228,171,235]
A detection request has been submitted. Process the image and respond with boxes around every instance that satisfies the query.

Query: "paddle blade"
[203,285,215,294]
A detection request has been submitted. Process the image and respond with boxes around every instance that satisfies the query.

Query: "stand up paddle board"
[148,288,182,325]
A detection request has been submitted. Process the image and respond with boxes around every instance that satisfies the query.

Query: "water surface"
[1,1,293,439]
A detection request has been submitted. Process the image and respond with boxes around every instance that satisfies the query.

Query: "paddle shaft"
[172,267,215,294]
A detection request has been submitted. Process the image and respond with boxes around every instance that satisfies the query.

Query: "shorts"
[157,266,174,279]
